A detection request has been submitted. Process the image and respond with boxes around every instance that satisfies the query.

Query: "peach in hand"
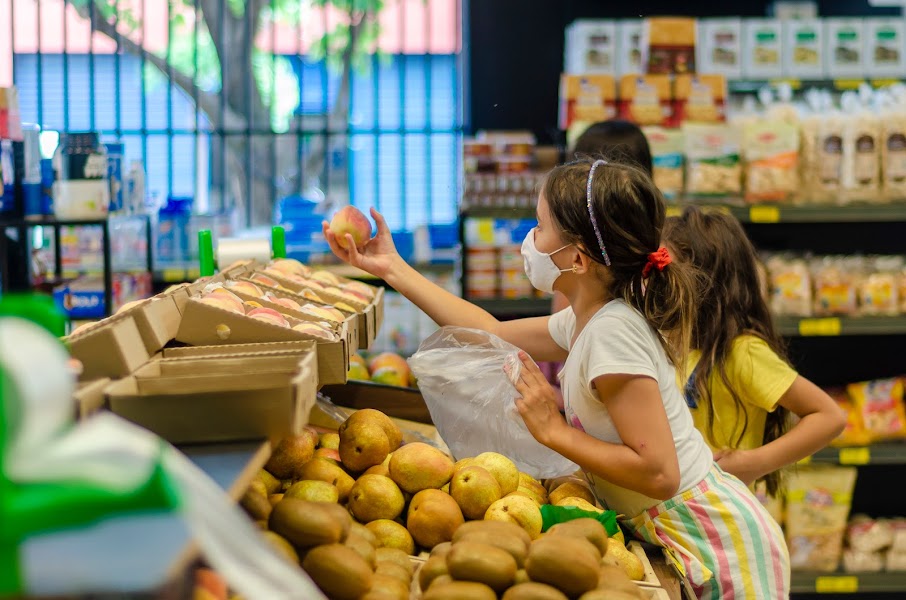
[329,206,373,250]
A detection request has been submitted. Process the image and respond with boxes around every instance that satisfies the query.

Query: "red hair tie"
[642,247,672,278]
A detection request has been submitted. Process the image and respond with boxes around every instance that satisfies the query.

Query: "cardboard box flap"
[142,353,307,378]
[74,378,110,419]
[164,340,316,358]
[67,315,150,381]
[114,295,182,355]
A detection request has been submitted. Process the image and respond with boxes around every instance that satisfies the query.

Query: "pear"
[348,474,406,523]
[319,432,340,450]
[284,479,339,504]
[266,428,319,479]
[450,466,503,520]
[299,457,355,503]
[485,495,543,540]
[339,420,391,473]
[389,442,454,494]
[473,452,520,496]
[366,519,416,555]
[406,489,464,549]
[549,482,596,506]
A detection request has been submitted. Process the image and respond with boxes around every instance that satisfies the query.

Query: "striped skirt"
[624,464,790,600]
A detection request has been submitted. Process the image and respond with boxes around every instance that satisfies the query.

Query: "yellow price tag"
[872,78,901,88]
[798,317,842,337]
[749,205,781,223]
[839,447,871,465]
[769,78,802,90]
[834,79,865,90]
[162,268,185,282]
[815,576,858,593]
[475,219,495,245]
[666,205,683,218]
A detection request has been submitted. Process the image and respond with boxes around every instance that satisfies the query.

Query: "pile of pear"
[239,408,644,599]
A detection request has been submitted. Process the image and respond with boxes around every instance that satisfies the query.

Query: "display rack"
[0,214,153,317]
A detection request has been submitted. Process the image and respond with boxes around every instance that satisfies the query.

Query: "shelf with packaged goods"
[790,571,906,594]
[808,443,906,467]
[775,316,906,337]
[471,298,551,317]
[461,202,906,224]
[727,78,905,95]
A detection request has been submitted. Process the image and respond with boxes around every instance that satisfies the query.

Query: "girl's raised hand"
[322,207,400,280]
[508,351,569,447]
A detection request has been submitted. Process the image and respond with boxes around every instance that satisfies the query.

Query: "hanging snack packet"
[683,122,742,196]
[743,119,800,202]
[841,91,881,203]
[643,126,684,198]
[812,255,860,317]
[860,256,901,316]
[880,105,906,201]
[847,378,906,442]
[827,388,871,448]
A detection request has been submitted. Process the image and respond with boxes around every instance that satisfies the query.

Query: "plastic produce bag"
[408,327,579,479]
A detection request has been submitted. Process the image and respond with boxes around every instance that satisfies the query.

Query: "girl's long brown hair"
[542,157,700,369]
[663,206,791,496]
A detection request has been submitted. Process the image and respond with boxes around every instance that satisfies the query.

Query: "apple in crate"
[226,280,263,298]
[292,322,337,341]
[247,307,289,328]
[329,206,373,250]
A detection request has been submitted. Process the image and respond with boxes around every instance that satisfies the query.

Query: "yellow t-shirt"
[678,335,798,452]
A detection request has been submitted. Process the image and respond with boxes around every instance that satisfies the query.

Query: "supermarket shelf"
[791,571,906,594]
[462,202,906,224]
[473,298,551,317]
[154,267,202,283]
[810,443,906,466]
[322,261,455,281]
[776,316,906,337]
[728,78,905,94]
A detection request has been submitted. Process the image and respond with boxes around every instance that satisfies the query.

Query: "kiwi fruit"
[269,498,350,549]
[374,561,412,585]
[452,519,532,547]
[423,581,497,600]
[301,543,373,600]
[446,541,517,592]
[547,518,609,557]
[345,532,378,568]
[456,529,528,568]
[525,536,601,598]
[418,554,449,591]
[503,582,571,600]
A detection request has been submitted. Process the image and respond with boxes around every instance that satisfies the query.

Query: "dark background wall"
[465,0,902,144]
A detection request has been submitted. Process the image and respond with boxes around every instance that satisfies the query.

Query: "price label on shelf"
[162,268,186,282]
[814,575,858,593]
[834,79,865,90]
[749,205,781,223]
[839,447,871,465]
[798,318,842,337]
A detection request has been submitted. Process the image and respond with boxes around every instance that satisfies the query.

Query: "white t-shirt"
[548,300,713,517]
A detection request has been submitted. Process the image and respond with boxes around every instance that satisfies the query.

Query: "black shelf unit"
[0,214,153,317]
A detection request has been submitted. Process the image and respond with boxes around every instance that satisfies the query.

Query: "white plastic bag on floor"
[407,326,578,479]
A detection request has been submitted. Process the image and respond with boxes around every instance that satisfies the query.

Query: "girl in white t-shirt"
[323,158,790,599]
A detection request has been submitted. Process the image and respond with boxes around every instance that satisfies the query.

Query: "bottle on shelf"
[126,160,146,215]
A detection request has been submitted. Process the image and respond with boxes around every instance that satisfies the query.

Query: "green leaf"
[252,50,300,132]
[226,0,245,18]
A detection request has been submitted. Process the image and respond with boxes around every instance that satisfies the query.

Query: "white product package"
[408,327,579,479]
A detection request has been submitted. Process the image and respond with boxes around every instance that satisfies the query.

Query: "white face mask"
[521,228,573,294]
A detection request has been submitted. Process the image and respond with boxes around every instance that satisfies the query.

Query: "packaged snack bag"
[785,466,858,572]
[812,255,860,317]
[683,122,742,196]
[847,515,894,554]
[618,75,672,126]
[643,126,684,197]
[743,119,800,202]
[559,75,617,132]
[841,91,881,203]
[859,256,901,316]
[880,98,906,201]
[643,17,697,74]
[767,254,812,316]
[846,378,906,442]
[827,387,871,448]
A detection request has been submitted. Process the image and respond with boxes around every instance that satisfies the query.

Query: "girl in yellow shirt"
[663,206,846,496]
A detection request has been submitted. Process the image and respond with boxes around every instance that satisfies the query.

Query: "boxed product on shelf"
[743,118,800,202]
[841,97,882,204]
[743,19,784,79]
[860,256,901,316]
[784,19,826,78]
[825,19,866,79]
[846,377,906,442]
[106,350,317,444]
[767,254,813,317]
[618,75,673,126]
[643,126,684,198]
[564,20,618,75]
[880,107,906,201]
[174,293,350,385]
[812,255,861,316]
[643,17,696,75]
[785,465,857,572]
[682,122,742,196]
[696,18,743,78]
[618,20,644,76]
[559,74,617,133]
[865,19,906,78]
[673,74,727,124]
[801,103,845,203]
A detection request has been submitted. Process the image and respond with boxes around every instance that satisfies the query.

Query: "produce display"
[235,408,650,599]
[348,351,419,389]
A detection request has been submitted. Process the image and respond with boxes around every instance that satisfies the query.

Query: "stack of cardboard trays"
[66,260,385,445]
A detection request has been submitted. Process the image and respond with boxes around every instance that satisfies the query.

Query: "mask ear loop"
[586,160,611,267]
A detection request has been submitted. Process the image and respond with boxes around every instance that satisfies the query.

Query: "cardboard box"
[697,18,742,78]
[643,17,696,75]
[174,298,349,384]
[617,20,644,77]
[564,20,618,75]
[74,378,110,419]
[106,351,317,444]
[825,19,865,79]
[783,19,825,78]
[240,269,384,350]
[118,295,182,355]
[225,285,359,353]
[319,381,431,425]
[865,19,906,78]
[743,19,784,79]
[66,314,150,381]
